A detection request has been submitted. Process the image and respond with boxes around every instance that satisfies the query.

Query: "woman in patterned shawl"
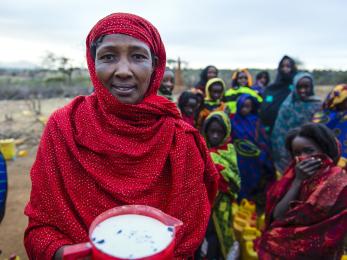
[256,123,347,259]
[271,72,322,174]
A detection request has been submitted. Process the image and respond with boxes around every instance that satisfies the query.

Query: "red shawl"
[256,155,347,259]
[24,13,218,259]
[181,114,196,128]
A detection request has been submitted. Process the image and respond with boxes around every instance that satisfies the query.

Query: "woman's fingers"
[304,165,322,175]
[296,157,322,178]
[302,160,322,175]
[299,158,321,168]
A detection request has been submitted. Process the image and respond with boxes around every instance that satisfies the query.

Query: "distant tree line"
[0,64,346,100]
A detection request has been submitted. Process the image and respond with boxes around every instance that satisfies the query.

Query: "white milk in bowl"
[91,214,175,259]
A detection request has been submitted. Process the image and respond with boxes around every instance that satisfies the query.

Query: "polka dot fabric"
[24,13,219,259]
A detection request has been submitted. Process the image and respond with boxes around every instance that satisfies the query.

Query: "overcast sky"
[1,0,346,70]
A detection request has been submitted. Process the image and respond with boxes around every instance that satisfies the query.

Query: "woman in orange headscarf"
[223,68,262,115]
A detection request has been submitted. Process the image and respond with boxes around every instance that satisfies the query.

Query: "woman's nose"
[114,58,132,78]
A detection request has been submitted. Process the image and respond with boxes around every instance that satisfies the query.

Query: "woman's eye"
[133,54,147,61]
[304,148,315,154]
[99,54,115,61]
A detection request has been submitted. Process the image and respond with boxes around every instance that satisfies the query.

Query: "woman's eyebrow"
[129,45,151,54]
[96,45,118,52]
[96,44,150,54]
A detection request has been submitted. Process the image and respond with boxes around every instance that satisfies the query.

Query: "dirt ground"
[0,98,72,259]
[0,86,333,259]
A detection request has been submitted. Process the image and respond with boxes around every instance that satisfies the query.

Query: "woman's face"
[237,72,248,87]
[296,77,312,100]
[209,83,224,100]
[95,34,154,104]
[206,120,226,147]
[291,136,323,158]
[160,70,175,93]
[207,67,218,80]
[183,97,198,116]
[240,99,253,116]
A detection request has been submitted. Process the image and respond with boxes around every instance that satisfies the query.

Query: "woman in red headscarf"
[24,13,219,260]
[255,123,347,259]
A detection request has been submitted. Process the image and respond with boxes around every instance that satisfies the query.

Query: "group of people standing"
[22,12,347,259]
[169,55,347,258]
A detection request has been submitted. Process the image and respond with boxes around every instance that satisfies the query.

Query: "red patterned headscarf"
[86,12,179,117]
[25,13,218,259]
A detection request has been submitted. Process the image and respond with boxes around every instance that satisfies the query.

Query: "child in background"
[190,88,205,127]
[312,84,347,169]
[158,67,175,101]
[177,91,198,127]
[195,65,218,95]
[224,68,262,115]
[197,78,226,130]
[251,71,270,97]
[231,94,276,212]
[271,72,322,174]
[256,123,347,259]
[196,111,240,260]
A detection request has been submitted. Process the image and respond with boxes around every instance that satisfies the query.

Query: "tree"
[41,52,58,70]
[57,56,74,85]
[41,52,76,85]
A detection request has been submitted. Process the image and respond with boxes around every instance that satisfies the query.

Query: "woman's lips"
[111,84,136,96]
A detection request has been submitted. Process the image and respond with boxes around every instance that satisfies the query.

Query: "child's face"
[209,83,224,101]
[206,120,226,148]
[237,72,248,87]
[160,70,175,93]
[258,76,267,87]
[207,67,218,80]
[280,58,292,75]
[240,99,253,116]
[183,97,197,116]
[291,136,323,158]
[296,77,312,100]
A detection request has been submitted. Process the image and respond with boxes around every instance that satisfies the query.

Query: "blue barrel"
[0,152,7,223]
